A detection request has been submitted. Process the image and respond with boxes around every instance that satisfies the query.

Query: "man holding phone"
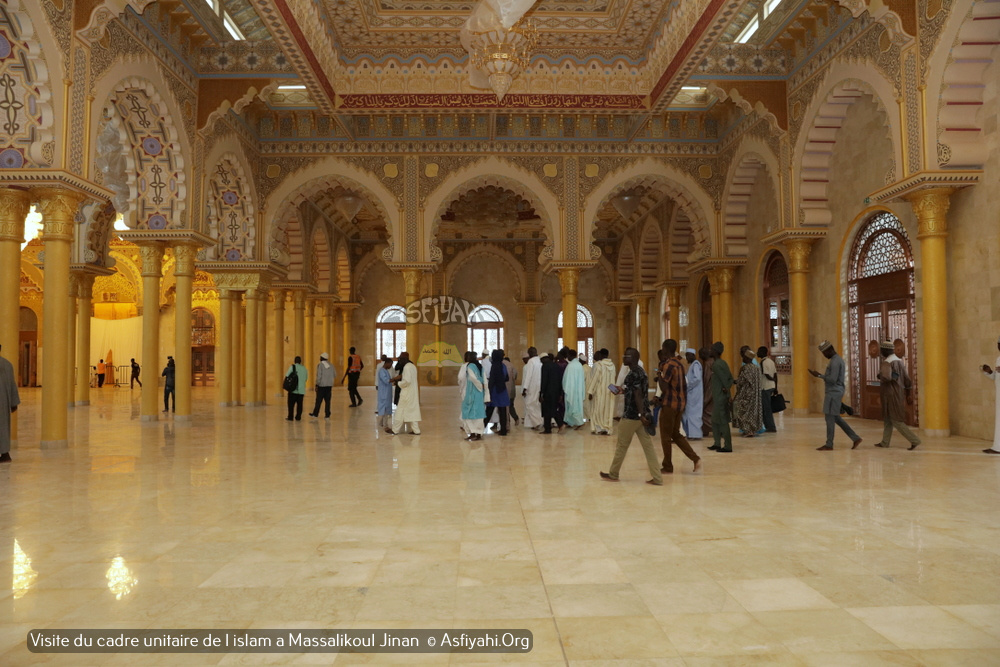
[600,348,662,485]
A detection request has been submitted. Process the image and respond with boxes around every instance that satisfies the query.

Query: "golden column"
[137,242,165,421]
[613,303,628,362]
[330,306,341,367]
[272,289,286,397]
[558,267,580,348]
[35,188,82,445]
[908,188,953,436]
[666,286,683,341]
[710,267,736,369]
[321,301,332,358]
[0,188,29,442]
[245,288,260,406]
[342,305,355,364]
[66,274,79,406]
[635,294,652,370]
[293,290,306,360]
[218,289,234,406]
[401,269,422,357]
[521,304,538,349]
[304,298,316,370]
[257,287,267,404]
[173,244,196,419]
[233,292,244,405]
[75,274,95,405]
[784,238,815,415]
[709,280,721,343]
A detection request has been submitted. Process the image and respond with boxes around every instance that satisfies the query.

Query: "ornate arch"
[423,156,561,262]
[666,207,694,281]
[334,242,351,301]
[925,0,1000,168]
[354,246,390,298]
[617,238,636,299]
[206,152,257,261]
[637,220,662,289]
[95,76,188,229]
[721,138,782,255]
[792,63,902,227]
[308,222,332,292]
[0,0,58,168]
[444,243,525,301]
[583,158,716,260]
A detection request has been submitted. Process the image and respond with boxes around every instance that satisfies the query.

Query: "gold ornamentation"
[784,238,814,273]
[401,268,423,297]
[710,266,735,293]
[173,244,197,277]
[138,244,165,277]
[907,189,952,239]
[34,188,83,242]
[0,189,31,242]
[557,267,580,295]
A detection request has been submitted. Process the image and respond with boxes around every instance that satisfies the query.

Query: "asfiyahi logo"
[406,295,480,326]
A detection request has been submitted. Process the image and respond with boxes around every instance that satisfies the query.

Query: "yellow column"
[75,274,94,405]
[137,243,164,422]
[173,244,196,420]
[331,306,341,367]
[305,298,316,370]
[257,288,267,404]
[401,269,422,357]
[272,289,286,397]
[558,268,580,348]
[614,303,627,362]
[293,291,306,360]
[636,294,652,371]
[709,281,721,344]
[0,188,30,444]
[342,306,353,364]
[321,301,331,359]
[218,289,233,406]
[35,188,82,445]
[711,267,736,369]
[522,305,537,349]
[667,286,682,341]
[232,293,244,405]
[908,188,953,436]
[245,289,260,406]
[67,274,78,406]
[784,239,815,415]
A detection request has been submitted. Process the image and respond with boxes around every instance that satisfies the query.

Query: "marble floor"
[1,385,999,666]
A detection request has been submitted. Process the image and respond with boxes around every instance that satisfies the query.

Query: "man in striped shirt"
[658,339,702,474]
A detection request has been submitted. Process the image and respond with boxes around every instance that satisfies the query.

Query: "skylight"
[202,0,245,41]
[735,17,759,44]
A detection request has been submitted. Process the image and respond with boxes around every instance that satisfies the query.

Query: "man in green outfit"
[707,341,734,453]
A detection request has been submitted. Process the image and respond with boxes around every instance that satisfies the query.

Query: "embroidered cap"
[686,348,697,355]
[880,340,894,352]
[320,352,329,360]
[818,340,833,352]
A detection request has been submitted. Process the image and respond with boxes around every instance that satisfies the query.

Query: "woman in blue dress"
[376,355,394,430]
[461,351,486,441]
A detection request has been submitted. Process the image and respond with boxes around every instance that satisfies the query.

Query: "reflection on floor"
[2,385,999,665]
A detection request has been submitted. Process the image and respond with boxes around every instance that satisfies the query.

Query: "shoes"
[358,398,364,406]
[660,467,673,474]
[162,410,169,413]
[645,479,663,486]
[385,427,394,435]
[349,404,358,408]
[541,430,552,435]
[984,449,1000,455]
[708,445,720,451]
[0,453,11,463]
[908,442,920,451]
[325,414,330,419]
[816,445,834,451]
[875,442,890,448]
[309,413,318,418]
[693,459,702,473]
[599,472,619,482]
[285,417,293,421]
[716,448,733,453]
[852,438,863,450]
[766,429,777,433]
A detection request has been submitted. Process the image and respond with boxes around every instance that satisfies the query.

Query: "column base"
[245,401,264,407]
[140,414,159,422]
[40,440,68,449]
[924,428,949,438]
[74,401,90,406]
[174,414,192,422]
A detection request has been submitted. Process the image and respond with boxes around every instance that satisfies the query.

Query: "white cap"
[320,352,329,360]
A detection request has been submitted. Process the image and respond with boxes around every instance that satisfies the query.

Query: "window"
[735,17,759,43]
[376,306,407,360]
[558,304,595,362]
[468,305,504,355]
[191,308,215,346]
[764,0,783,16]
[201,0,244,40]
[763,253,790,373]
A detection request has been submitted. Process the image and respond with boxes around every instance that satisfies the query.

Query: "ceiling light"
[611,194,642,220]
[334,193,365,222]
[278,84,307,90]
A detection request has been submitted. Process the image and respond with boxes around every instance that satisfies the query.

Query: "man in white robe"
[983,335,1000,455]
[563,350,586,428]
[0,344,20,463]
[389,352,421,435]
[521,348,543,429]
[683,348,704,439]
[587,349,616,435]
[580,356,592,419]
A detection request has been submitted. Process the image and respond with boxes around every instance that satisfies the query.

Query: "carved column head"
[783,238,815,274]
[907,188,952,239]
[0,188,32,243]
[401,269,423,298]
[272,289,287,309]
[34,188,84,242]
[138,243,165,278]
[557,267,580,296]
[173,244,197,278]
[292,290,306,309]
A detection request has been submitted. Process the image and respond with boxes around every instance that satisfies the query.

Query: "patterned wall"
[207,154,256,261]
[0,3,54,168]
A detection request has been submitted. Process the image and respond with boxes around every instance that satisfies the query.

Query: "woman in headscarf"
[485,349,510,436]
[461,351,487,441]
[733,347,763,437]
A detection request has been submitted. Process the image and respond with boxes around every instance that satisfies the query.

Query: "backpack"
[283,365,298,392]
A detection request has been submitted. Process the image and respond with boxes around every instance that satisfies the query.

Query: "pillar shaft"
[258,291,267,404]
[785,239,814,415]
[636,295,652,372]
[36,189,82,444]
[138,243,164,421]
[0,189,30,443]
[272,290,286,397]
[710,267,736,369]
[245,290,260,406]
[666,286,682,342]
[67,274,78,406]
[342,308,353,365]
[558,268,580,349]
[218,290,233,406]
[234,295,245,405]
[75,275,94,405]
[614,304,627,363]
[173,244,196,418]
[321,303,331,359]
[331,307,341,368]
[522,305,537,349]
[909,188,952,435]
[304,299,316,371]
[293,291,306,361]
[401,269,421,357]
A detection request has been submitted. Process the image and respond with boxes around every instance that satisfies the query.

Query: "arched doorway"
[376,305,407,359]
[19,307,38,387]
[468,305,504,355]
[558,304,595,362]
[191,308,216,386]
[700,279,712,349]
[763,252,791,375]
[848,211,917,424]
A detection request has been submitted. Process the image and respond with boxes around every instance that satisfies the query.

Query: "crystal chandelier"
[469,16,538,102]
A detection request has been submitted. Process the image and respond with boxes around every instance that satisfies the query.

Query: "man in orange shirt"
[97,359,106,388]
[341,346,365,407]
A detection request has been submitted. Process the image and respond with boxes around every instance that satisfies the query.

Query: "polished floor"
[1,384,999,666]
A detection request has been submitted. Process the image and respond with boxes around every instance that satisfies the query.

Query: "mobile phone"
[608,384,621,395]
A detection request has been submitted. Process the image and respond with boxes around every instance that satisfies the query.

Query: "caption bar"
[28,629,533,653]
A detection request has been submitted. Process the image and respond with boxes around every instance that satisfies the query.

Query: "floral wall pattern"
[0,2,54,168]
[207,154,255,261]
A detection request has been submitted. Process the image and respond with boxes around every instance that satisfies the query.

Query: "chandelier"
[469,17,538,101]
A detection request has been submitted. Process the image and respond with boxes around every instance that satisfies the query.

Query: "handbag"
[283,365,298,392]
[770,392,787,413]
[640,409,657,436]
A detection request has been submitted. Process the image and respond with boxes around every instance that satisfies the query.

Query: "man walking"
[562,349,586,428]
[522,348,542,429]
[587,349,616,435]
[342,346,364,407]
[982,335,1000,454]
[0,344,20,463]
[600,348,662,485]
[389,351,421,435]
[758,346,777,433]
[130,358,142,388]
[97,358,106,388]
[658,339,701,473]
[707,342,734,453]
[161,357,175,413]
[810,341,862,451]
[700,347,714,437]
[285,355,308,421]
[503,355,520,426]
[309,352,336,418]
[682,348,703,439]
[875,340,920,450]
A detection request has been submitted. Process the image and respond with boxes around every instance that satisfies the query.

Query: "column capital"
[783,237,816,273]
[34,187,84,241]
[271,288,287,308]
[173,243,198,278]
[906,187,953,239]
[665,285,683,306]
[0,187,32,242]
[709,266,736,293]
[557,266,580,295]
[137,243,165,277]
[399,267,425,297]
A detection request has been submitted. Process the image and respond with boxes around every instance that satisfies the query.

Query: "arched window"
[468,305,504,355]
[191,308,215,346]
[848,211,917,424]
[376,305,407,360]
[763,253,790,374]
[558,304,595,362]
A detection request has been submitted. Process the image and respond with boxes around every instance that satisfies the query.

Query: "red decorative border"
[650,0,728,104]
[338,93,647,110]
[273,0,338,106]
